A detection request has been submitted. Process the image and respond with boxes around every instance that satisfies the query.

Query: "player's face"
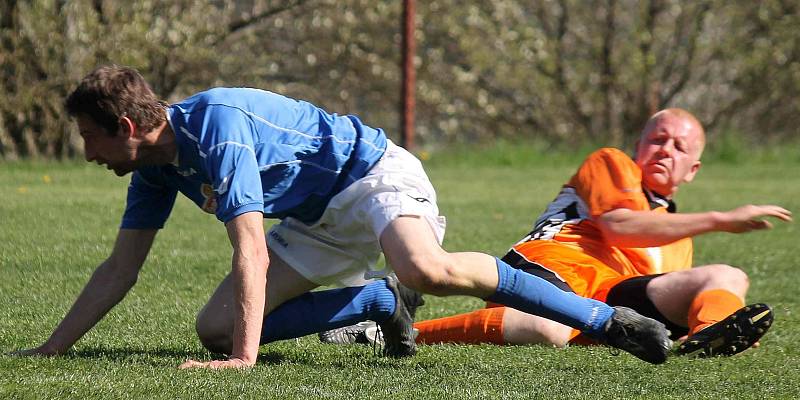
[77,115,140,176]
[634,113,702,197]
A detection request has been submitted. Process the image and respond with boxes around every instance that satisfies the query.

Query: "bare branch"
[93,0,107,25]
[660,1,712,105]
[213,0,312,47]
[0,110,20,160]
[601,0,617,138]
[640,0,664,115]
[553,0,592,136]
[706,95,748,133]
[532,3,555,39]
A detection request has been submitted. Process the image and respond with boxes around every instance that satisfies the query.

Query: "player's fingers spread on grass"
[7,347,54,357]
[178,359,205,369]
[6,349,29,357]
[179,358,249,370]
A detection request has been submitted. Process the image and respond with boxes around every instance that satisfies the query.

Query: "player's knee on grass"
[195,309,233,354]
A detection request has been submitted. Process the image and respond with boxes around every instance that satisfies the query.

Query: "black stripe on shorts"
[500,249,574,293]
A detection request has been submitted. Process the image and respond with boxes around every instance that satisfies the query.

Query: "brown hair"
[65,65,166,135]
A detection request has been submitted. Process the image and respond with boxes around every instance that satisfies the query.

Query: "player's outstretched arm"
[10,228,158,357]
[179,211,268,370]
[598,205,792,248]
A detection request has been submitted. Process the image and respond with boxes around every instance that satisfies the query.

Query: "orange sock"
[414,307,506,345]
[687,289,744,335]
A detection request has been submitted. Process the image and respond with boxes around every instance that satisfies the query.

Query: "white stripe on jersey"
[180,126,199,142]
[207,141,255,155]
[178,110,377,183]
[645,247,663,273]
[239,107,357,146]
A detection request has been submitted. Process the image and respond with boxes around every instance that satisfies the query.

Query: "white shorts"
[267,140,446,287]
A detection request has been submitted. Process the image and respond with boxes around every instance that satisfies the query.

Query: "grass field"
[2,147,799,399]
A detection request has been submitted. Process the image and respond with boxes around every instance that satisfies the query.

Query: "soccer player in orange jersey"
[410,108,792,356]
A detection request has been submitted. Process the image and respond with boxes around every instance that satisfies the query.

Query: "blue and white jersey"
[121,88,387,229]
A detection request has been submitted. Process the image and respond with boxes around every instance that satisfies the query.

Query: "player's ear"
[118,116,136,138]
[683,160,702,183]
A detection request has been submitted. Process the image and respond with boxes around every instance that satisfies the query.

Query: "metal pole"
[401,0,416,150]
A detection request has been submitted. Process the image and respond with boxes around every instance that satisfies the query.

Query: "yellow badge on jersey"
[200,184,218,214]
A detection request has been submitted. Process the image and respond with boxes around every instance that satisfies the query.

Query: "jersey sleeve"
[121,168,178,229]
[567,148,650,217]
[205,143,264,223]
[201,108,265,223]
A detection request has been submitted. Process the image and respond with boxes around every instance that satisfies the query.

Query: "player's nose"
[658,139,674,156]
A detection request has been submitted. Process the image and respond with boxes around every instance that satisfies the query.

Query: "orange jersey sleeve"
[568,148,651,216]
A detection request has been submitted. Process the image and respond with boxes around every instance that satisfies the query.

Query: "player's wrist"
[707,211,729,232]
[227,355,255,367]
[38,340,66,356]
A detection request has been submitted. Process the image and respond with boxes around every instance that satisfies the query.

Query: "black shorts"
[606,275,689,339]
[502,250,688,339]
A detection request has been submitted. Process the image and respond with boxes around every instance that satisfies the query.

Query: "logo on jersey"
[200,184,218,214]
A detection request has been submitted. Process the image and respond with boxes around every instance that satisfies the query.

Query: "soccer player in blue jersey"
[14,65,672,368]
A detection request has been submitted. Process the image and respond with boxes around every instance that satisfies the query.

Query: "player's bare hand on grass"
[178,357,251,370]
[7,344,61,357]
[718,205,792,233]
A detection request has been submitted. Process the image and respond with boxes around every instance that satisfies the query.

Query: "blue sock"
[485,257,614,337]
[260,280,396,344]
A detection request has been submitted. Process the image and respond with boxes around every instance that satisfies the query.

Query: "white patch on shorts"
[267,140,446,287]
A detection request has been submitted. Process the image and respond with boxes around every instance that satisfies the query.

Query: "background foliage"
[1,0,799,159]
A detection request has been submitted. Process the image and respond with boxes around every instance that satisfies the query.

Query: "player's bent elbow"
[596,214,631,245]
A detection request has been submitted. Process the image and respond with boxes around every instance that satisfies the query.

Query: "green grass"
[2,151,799,399]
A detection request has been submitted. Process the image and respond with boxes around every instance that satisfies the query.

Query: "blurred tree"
[0,0,314,159]
[699,1,800,143]
[413,0,800,148]
[0,0,798,159]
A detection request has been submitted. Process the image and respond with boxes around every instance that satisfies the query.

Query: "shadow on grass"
[67,346,291,366]
[67,345,434,369]
[68,346,212,365]
[256,347,434,370]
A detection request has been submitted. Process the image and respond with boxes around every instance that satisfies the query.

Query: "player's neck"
[645,184,676,200]
[137,122,177,166]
